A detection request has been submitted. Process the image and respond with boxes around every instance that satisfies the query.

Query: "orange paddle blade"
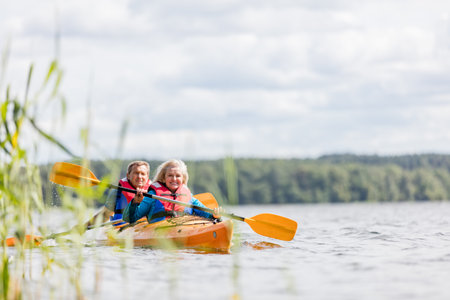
[5,234,42,247]
[194,192,219,209]
[50,162,100,188]
[244,213,298,241]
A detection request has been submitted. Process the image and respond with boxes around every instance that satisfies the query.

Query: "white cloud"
[2,0,450,163]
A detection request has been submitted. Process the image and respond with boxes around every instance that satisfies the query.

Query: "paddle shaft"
[48,219,125,238]
[5,219,125,247]
[108,184,247,219]
[53,168,241,220]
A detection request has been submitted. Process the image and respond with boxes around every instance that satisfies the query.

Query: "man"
[87,161,151,226]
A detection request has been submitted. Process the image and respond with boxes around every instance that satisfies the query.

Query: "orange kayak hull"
[98,216,234,253]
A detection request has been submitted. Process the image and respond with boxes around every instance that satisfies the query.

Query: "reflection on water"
[242,241,282,250]
[7,202,450,300]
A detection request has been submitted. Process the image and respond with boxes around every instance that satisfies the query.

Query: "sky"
[2,0,450,163]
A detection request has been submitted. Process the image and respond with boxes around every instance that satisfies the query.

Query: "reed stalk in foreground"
[0,43,92,298]
[0,43,176,298]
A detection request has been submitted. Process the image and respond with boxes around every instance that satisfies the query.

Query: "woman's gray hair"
[153,159,189,184]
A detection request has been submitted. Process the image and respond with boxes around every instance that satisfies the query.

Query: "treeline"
[41,154,450,205]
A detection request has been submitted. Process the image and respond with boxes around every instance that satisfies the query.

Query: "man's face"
[127,165,149,189]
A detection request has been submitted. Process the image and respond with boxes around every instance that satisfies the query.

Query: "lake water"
[7,201,450,299]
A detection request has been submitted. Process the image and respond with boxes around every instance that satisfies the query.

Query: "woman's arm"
[187,196,214,218]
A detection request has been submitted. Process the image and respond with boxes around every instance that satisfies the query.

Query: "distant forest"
[41,154,450,205]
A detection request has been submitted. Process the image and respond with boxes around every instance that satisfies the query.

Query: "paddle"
[194,192,219,209]
[5,219,124,247]
[50,162,298,241]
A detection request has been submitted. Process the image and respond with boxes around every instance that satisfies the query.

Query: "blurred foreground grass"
[0,45,109,298]
[0,45,243,299]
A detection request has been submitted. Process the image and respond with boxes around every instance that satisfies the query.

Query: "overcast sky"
[2,0,450,163]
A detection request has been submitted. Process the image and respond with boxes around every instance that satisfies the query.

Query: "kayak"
[96,215,234,253]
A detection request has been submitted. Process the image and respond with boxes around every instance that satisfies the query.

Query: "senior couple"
[90,159,220,226]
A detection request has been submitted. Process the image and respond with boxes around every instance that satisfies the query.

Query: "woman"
[123,159,218,224]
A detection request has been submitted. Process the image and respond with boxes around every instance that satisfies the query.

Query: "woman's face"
[165,167,183,192]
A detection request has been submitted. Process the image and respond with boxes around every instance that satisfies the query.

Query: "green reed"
[0,40,108,298]
[0,37,252,299]
[224,155,239,206]
[223,155,242,299]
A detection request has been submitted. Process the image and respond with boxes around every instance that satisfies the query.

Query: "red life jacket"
[118,178,151,203]
[150,181,191,212]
